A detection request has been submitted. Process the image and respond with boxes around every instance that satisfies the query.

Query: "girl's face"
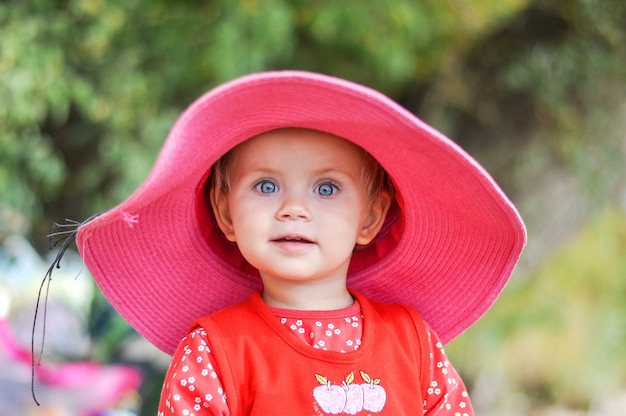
[211,129,388,298]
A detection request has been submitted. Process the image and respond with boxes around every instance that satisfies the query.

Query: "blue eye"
[255,180,278,193]
[316,182,338,196]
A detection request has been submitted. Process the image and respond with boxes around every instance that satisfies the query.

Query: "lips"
[272,235,315,244]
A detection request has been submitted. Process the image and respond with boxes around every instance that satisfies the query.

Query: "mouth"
[271,235,315,244]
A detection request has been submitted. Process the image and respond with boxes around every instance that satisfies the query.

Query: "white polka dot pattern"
[158,307,473,415]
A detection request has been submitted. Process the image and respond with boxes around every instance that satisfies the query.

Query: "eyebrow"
[238,162,356,175]
[311,167,358,180]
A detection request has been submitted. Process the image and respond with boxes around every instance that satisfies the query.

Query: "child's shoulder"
[204,295,257,321]
[358,292,428,327]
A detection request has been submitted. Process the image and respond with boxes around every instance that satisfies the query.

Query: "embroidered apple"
[341,371,364,414]
[313,374,347,414]
[359,371,387,412]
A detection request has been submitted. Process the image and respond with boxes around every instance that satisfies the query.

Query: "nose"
[276,192,312,221]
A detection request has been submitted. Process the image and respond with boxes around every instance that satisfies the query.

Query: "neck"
[260,278,353,310]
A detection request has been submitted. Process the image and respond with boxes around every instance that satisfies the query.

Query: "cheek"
[326,198,367,223]
[230,200,269,235]
[319,205,366,240]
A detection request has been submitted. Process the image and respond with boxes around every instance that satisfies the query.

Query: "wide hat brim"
[77,71,526,355]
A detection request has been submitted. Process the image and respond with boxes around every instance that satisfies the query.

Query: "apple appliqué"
[313,371,386,414]
[359,371,387,412]
[341,372,364,415]
[314,374,347,414]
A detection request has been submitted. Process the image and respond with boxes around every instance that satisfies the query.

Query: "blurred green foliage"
[2,0,625,413]
[2,0,624,244]
[448,206,626,412]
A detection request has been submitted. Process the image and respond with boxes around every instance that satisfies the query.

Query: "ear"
[356,192,392,246]
[210,187,237,242]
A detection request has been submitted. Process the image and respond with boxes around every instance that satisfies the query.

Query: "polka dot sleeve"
[158,308,474,415]
[158,327,229,416]
[422,324,474,415]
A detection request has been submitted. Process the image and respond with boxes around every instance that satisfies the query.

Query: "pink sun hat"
[76,70,526,355]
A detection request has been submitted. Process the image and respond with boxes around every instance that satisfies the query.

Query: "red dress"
[158,293,473,415]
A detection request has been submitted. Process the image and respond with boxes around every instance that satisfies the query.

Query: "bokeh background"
[1,0,625,415]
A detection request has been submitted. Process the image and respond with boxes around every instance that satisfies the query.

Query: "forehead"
[228,128,365,169]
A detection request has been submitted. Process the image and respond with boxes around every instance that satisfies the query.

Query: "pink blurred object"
[0,319,142,416]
